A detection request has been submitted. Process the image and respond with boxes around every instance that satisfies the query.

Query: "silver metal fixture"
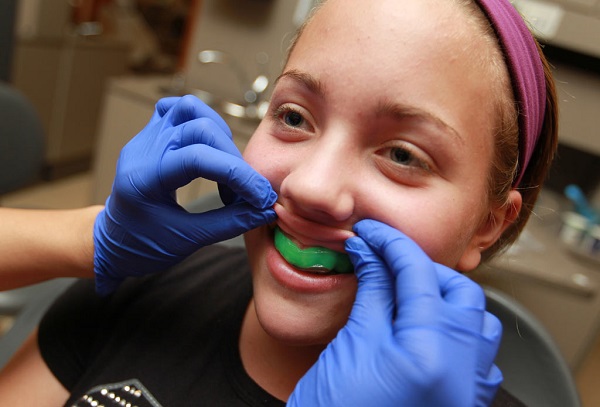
[197,50,270,119]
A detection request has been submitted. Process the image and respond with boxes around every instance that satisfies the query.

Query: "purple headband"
[475,0,546,187]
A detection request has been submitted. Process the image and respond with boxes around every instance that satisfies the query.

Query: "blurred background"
[0,0,598,405]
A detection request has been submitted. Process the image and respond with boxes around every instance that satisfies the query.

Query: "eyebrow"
[376,100,464,145]
[276,69,463,144]
[275,69,326,98]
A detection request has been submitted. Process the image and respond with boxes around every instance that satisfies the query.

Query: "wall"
[181,0,314,105]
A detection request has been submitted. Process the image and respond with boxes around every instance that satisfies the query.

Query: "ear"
[456,189,522,272]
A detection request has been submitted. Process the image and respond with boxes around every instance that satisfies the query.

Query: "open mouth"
[273,227,353,275]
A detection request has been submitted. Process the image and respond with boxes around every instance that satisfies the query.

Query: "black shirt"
[38,245,524,406]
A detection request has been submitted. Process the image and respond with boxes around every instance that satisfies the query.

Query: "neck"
[239,300,325,402]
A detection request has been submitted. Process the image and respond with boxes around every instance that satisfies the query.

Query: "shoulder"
[40,244,251,343]
[120,244,252,316]
[95,244,250,313]
[127,244,251,296]
[38,245,254,399]
[46,244,248,307]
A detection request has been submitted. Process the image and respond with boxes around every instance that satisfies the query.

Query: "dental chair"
[484,286,582,407]
[0,279,76,369]
[0,82,44,195]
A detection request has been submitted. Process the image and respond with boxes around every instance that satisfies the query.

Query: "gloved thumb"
[475,312,504,406]
[345,236,395,330]
[478,312,503,378]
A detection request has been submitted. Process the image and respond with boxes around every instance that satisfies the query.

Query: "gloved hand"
[94,95,277,295]
[288,219,503,407]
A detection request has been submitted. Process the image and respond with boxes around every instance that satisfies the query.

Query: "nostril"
[279,177,355,224]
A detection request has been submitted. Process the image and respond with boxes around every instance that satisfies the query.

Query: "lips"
[261,204,356,293]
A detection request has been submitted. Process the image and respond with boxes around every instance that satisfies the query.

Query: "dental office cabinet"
[11,0,130,179]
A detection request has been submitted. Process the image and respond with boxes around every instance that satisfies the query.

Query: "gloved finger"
[353,219,441,306]
[177,117,243,159]
[166,95,232,139]
[185,203,276,244]
[156,97,181,117]
[477,364,503,407]
[143,103,174,130]
[482,311,502,345]
[485,364,504,388]
[161,144,276,209]
[435,265,487,310]
[345,236,395,328]
[177,115,243,206]
[477,311,503,372]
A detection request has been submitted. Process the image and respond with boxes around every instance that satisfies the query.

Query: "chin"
[244,225,358,347]
[252,289,352,346]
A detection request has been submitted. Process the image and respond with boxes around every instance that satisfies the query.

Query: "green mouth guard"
[274,227,353,274]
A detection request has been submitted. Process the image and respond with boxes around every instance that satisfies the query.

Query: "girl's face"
[243,0,513,345]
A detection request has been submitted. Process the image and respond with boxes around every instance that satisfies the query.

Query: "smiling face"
[242,0,518,346]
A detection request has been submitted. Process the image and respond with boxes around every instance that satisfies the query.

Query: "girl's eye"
[376,143,433,185]
[284,110,305,127]
[383,144,431,172]
[272,104,313,133]
[390,147,416,166]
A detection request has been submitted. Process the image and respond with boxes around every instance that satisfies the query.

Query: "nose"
[279,136,355,223]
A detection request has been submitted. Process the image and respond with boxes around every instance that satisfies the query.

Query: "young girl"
[0,0,557,405]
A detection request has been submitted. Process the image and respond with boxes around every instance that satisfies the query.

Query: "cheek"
[243,132,292,191]
[358,187,478,268]
[242,132,265,170]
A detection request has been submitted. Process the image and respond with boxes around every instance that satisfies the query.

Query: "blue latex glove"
[94,96,277,295]
[288,219,503,407]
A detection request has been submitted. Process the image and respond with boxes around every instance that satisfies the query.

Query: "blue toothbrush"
[564,184,599,223]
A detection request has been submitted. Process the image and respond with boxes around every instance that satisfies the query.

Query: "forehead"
[296,0,478,62]
[288,0,491,87]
